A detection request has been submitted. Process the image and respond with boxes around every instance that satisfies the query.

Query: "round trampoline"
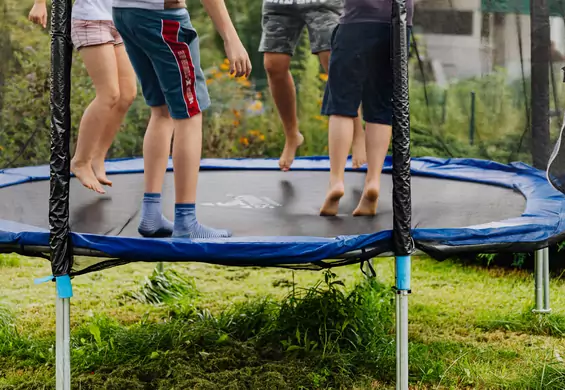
[1,155,564,275]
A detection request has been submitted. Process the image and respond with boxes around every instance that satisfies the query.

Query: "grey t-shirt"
[340,0,413,25]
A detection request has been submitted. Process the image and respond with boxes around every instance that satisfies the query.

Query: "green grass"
[1,254,565,389]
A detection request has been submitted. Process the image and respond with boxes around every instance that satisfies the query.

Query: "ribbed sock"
[172,203,232,239]
[138,193,174,238]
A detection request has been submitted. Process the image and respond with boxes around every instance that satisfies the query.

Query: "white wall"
[418,0,564,82]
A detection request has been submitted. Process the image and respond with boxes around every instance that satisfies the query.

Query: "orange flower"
[233,109,241,118]
[206,79,213,85]
[239,137,249,146]
[319,73,328,82]
[220,63,230,71]
[233,120,240,126]
[237,77,251,87]
[255,92,262,99]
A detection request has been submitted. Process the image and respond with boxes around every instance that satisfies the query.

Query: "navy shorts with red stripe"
[113,7,210,119]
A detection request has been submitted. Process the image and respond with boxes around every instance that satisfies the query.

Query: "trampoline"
[1,156,564,275]
[3,0,564,389]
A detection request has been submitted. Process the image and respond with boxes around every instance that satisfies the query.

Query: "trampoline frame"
[0,0,555,390]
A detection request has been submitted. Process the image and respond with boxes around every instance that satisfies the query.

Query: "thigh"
[303,1,341,54]
[321,24,367,118]
[147,11,210,119]
[259,4,304,56]
[78,43,120,97]
[362,24,411,125]
[114,44,137,98]
[113,8,165,107]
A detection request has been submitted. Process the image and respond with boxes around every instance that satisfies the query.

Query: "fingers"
[230,56,252,78]
[42,14,47,28]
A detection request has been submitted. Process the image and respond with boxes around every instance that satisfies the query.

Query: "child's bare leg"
[71,44,120,194]
[264,53,304,171]
[91,44,137,186]
[171,113,231,238]
[353,122,391,216]
[319,51,366,169]
[137,105,174,237]
[144,106,174,193]
[352,112,366,168]
[320,115,355,216]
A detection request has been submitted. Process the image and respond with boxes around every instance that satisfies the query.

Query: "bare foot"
[279,132,304,171]
[320,182,345,216]
[352,136,367,169]
[92,159,112,187]
[71,159,106,194]
[352,185,379,216]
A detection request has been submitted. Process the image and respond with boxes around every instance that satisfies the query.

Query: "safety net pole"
[49,0,74,387]
[391,1,414,389]
[531,0,551,169]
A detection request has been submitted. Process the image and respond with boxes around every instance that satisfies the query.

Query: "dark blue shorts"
[321,22,411,125]
[113,8,210,119]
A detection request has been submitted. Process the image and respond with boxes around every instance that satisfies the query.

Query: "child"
[259,0,367,171]
[112,0,251,238]
[29,0,137,194]
[319,0,413,217]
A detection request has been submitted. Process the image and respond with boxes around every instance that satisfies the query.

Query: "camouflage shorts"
[259,0,343,55]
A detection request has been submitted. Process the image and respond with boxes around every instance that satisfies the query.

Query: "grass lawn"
[1,253,565,389]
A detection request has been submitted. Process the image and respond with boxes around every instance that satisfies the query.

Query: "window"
[414,7,474,35]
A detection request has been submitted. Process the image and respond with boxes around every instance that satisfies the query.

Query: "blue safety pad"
[0,156,564,265]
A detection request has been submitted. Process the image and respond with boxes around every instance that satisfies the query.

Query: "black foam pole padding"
[391,0,414,256]
[530,0,551,170]
[49,0,74,277]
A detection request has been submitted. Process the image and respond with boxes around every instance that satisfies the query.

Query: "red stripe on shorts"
[161,20,200,117]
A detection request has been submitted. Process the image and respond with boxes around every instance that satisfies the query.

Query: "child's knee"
[118,86,137,109]
[264,54,290,79]
[98,87,121,108]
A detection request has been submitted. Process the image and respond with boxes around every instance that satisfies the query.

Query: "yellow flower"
[324,145,328,152]
[250,101,263,111]
[206,79,213,85]
[237,77,251,87]
[314,115,325,121]
[319,73,328,82]
[223,58,230,65]
[317,98,322,106]
[248,129,261,137]
[214,72,223,79]
[239,136,249,146]
[259,134,265,141]
[220,63,230,71]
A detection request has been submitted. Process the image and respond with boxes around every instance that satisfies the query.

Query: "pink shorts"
[71,20,123,50]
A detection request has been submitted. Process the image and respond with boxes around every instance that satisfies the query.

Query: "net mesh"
[410,0,563,183]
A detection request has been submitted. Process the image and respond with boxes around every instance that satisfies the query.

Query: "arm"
[200,0,252,78]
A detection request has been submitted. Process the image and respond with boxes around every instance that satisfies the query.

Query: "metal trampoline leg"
[533,248,551,314]
[543,247,551,312]
[156,262,164,274]
[395,255,410,390]
[56,297,71,390]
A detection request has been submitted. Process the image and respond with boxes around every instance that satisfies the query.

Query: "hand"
[28,3,48,28]
[224,38,252,78]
